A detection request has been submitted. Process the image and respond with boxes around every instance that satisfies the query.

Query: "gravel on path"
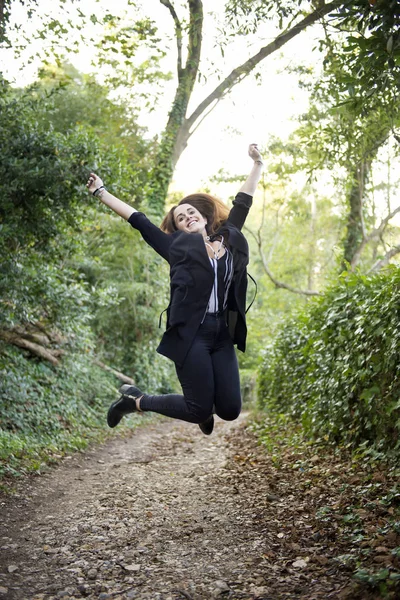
[0,413,354,600]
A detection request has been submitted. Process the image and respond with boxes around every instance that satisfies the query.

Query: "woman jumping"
[86,143,263,435]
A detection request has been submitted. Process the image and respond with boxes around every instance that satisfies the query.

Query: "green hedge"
[257,266,400,452]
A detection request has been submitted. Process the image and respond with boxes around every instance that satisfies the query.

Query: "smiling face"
[173,203,208,236]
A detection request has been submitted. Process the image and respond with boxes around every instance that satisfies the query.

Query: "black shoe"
[107,384,143,428]
[198,415,214,435]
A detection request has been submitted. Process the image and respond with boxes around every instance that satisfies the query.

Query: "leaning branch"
[351,204,400,269]
[245,226,320,297]
[93,359,135,385]
[368,245,400,273]
[184,0,342,134]
[0,330,61,366]
[259,248,321,296]
[0,325,135,383]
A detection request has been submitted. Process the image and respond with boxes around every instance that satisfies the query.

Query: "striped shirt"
[206,245,234,313]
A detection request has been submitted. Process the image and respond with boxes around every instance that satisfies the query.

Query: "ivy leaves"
[258,266,400,453]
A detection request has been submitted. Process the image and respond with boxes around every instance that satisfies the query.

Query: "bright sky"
[2,0,323,196]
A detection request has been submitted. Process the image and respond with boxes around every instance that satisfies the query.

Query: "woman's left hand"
[248,143,262,163]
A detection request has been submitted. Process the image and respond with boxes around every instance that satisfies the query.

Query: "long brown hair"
[161,193,230,235]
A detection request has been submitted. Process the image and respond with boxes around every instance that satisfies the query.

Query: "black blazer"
[128,192,253,366]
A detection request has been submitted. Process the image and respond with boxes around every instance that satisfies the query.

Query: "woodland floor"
[0,412,399,600]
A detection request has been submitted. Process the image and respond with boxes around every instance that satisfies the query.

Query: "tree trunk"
[148,0,343,216]
[307,195,317,292]
[147,0,203,217]
[341,124,392,271]
[0,0,8,44]
[341,162,368,270]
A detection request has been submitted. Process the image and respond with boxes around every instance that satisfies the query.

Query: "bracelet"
[255,159,263,166]
[93,185,106,197]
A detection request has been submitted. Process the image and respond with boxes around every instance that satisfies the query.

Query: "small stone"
[87,568,97,580]
[124,563,141,572]
[374,555,392,564]
[0,588,8,595]
[192,525,204,533]
[292,559,308,569]
[251,586,270,598]
[98,594,112,600]
[77,584,90,596]
[212,580,230,597]
[7,565,18,573]
[266,494,279,501]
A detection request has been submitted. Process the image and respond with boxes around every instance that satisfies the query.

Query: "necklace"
[205,235,225,260]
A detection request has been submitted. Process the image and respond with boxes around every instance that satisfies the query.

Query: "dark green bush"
[257,266,400,452]
[0,77,171,481]
[0,340,145,479]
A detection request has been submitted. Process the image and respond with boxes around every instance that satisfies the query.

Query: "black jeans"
[140,313,242,423]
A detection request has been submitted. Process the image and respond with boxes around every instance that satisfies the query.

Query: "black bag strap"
[158,307,168,328]
[245,272,257,314]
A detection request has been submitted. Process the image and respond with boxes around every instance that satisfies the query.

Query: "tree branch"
[185,0,203,79]
[368,245,400,273]
[188,96,222,137]
[245,226,320,297]
[0,326,136,382]
[0,0,6,25]
[12,325,50,346]
[160,0,183,77]
[0,330,60,366]
[351,204,400,269]
[92,359,136,385]
[358,163,367,239]
[184,0,342,135]
[259,246,320,296]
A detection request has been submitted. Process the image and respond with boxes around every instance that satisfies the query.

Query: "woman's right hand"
[86,172,104,195]
[248,143,263,163]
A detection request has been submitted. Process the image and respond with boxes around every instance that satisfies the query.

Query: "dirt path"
[0,414,396,600]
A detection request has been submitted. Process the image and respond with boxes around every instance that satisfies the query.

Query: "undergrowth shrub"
[0,342,137,479]
[240,368,257,406]
[257,266,400,452]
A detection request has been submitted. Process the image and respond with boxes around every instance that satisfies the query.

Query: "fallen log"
[93,359,135,385]
[0,326,135,384]
[0,330,60,366]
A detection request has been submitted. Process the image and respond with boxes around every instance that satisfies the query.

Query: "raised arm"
[86,173,136,221]
[227,144,264,231]
[238,143,263,196]
[86,172,172,262]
